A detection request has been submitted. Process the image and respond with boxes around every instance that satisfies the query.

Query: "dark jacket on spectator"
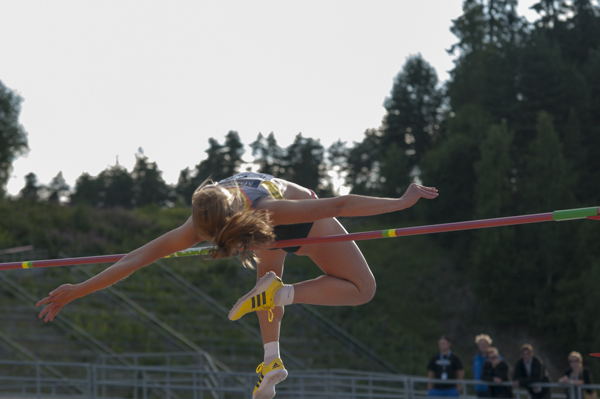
[482,360,513,398]
[563,367,594,399]
[513,356,551,399]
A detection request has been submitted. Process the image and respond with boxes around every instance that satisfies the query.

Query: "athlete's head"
[191,179,275,267]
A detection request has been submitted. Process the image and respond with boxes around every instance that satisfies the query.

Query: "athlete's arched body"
[37,172,438,399]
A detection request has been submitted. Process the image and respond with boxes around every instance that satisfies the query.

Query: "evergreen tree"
[470,123,517,323]
[513,30,585,154]
[250,132,285,176]
[99,164,135,209]
[221,131,245,178]
[327,139,350,195]
[344,129,383,195]
[449,0,487,56]
[562,108,585,199]
[518,111,574,213]
[0,80,29,197]
[71,173,102,207]
[381,54,444,171]
[281,134,332,197]
[514,111,576,330]
[19,172,40,201]
[193,138,226,183]
[530,0,570,29]
[176,132,245,205]
[175,167,194,205]
[378,143,410,198]
[554,0,600,67]
[131,154,170,207]
[47,172,70,204]
[419,104,492,226]
[580,48,600,205]
[447,0,525,127]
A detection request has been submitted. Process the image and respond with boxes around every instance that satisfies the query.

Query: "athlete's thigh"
[296,218,373,284]
[254,247,287,280]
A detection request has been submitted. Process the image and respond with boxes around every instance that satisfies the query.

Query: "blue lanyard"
[440,351,452,372]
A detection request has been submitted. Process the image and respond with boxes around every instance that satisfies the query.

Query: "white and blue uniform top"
[217,172,286,210]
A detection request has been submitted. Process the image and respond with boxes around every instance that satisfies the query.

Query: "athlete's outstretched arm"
[36,216,200,322]
[259,183,438,225]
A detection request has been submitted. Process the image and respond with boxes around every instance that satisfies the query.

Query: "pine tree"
[221,131,245,178]
[381,54,443,171]
[71,173,102,207]
[470,123,517,323]
[514,111,576,329]
[580,48,600,205]
[175,167,194,205]
[447,0,525,127]
[419,104,492,226]
[99,164,135,209]
[176,132,246,205]
[327,139,350,195]
[378,143,410,198]
[19,172,40,201]
[250,132,285,176]
[131,154,170,207]
[0,80,29,197]
[281,134,332,197]
[345,129,383,195]
[47,172,70,204]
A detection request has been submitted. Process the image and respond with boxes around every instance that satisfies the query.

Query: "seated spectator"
[558,351,595,399]
[427,335,464,397]
[474,334,493,397]
[482,347,512,398]
[513,344,550,399]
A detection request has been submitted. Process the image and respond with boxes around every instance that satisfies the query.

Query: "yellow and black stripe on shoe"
[228,271,284,322]
[253,358,288,399]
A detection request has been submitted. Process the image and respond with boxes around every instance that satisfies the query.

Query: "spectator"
[558,351,595,399]
[513,344,550,399]
[427,335,465,397]
[482,347,512,398]
[474,334,493,397]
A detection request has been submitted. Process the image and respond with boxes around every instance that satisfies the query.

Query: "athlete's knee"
[356,275,376,304]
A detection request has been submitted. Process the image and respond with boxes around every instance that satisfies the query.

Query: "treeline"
[2,0,600,355]
[17,131,339,208]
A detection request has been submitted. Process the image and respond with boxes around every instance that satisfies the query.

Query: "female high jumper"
[37,172,438,399]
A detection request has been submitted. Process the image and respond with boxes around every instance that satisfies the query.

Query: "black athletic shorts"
[271,222,314,253]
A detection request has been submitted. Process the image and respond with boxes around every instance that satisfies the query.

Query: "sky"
[0,1,540,196]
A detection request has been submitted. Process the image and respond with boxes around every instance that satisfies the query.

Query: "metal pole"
[92,364,97,399]
[35,361,41,399]
[143,370,147,399]
[86,364,92,399]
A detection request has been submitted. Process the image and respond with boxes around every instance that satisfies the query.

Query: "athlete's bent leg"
[293,217,376,306]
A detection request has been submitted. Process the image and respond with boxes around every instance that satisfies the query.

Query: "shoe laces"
[256,362,264,374]
[267,308,274,322]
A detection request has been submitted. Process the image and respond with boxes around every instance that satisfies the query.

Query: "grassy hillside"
[0,199,593,379]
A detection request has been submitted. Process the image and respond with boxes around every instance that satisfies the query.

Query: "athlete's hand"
[36,284,83,322]
[399,183,438,209]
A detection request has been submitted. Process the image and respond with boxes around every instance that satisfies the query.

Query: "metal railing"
[2,358,600,399]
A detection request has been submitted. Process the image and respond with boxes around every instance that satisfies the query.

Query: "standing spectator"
[482,347,512,398]
[427,335,465,397]
[474,334,493,397]
[513,344,550,399]
[558,351,595,399]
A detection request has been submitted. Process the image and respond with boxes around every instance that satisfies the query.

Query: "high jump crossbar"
[1,206,598,271]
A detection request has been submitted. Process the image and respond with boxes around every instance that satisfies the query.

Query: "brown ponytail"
[191,179,275,268]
